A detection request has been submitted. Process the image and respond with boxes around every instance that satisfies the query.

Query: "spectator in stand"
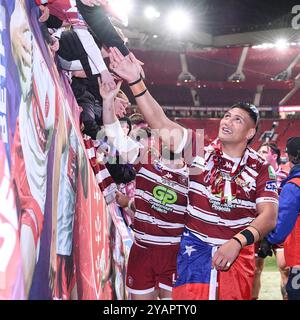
[35,0,116,88]
[252,143,289,300]
[127,113,153,152]
[75,0,145,75]
[70,74,128,141]
[129,113,147,127]
[105,115,137,187]
[73,81,103,140]
[107,47,279,300]
[57,29,109,81]
[119,116,132,137]
[75,0,130,56]
[36,0,115,88]
[260,137,300,300]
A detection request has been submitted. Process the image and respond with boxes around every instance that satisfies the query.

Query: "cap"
[286,136,300,157]
[230,102,259,126]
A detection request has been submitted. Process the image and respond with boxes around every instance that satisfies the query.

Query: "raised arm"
[109,47,186,152]
[99,80,140,163]
[74,28,116,89]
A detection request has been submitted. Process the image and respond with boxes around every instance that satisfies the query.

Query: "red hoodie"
[35,0,85,26]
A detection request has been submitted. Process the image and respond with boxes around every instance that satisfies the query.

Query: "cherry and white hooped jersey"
[183,134,279,247]
[133,161,189,247]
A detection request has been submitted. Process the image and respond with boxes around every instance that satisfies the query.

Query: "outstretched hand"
[100,69,116,90]
[128,52,145,79]
[99,79,122,102]
[109,47,141,83]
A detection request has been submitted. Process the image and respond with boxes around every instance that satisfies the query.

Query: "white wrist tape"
[104,121,139,163]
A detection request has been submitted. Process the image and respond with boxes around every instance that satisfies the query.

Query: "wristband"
[240,229,255,246]
[232,236,243,249]
[128,75,143,86]
[248,225,262,239]
[130,79,147,97]
[134,89,148,98]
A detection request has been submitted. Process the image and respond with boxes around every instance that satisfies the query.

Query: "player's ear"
[247,127,256,141]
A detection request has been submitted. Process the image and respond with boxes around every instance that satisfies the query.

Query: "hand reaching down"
[100,69,116,90]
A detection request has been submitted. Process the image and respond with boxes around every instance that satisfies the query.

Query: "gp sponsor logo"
[209,198,236,212]
[153,186,177,205]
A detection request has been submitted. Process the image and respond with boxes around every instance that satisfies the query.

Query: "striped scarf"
[83,134,117,204]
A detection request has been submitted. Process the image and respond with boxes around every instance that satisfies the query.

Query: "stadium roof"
[124,0,300,50]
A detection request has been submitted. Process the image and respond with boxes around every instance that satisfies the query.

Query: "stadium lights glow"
[279,106,300,112]
[275,39,288,50]
[110,0,134,26]
[166,9,191,34]
[252,39,297,49]
[144,6,160,19]
[252,43,275,49]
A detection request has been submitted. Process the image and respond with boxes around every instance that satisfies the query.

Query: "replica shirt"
[133,160,189,247]
[183,135,278,246]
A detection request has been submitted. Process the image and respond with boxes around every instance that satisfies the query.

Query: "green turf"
[263,255,278,272]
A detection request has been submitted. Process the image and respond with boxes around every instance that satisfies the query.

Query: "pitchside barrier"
[0,0,132,300]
